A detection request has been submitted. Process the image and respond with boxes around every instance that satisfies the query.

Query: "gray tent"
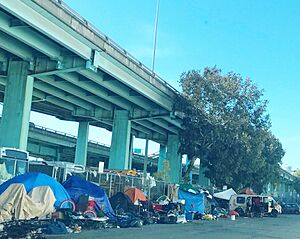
[213,188,236,201]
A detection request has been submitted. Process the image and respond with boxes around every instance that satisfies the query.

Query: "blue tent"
[0,173,71,208]
[178,189,205,219]
[63,176,116,219]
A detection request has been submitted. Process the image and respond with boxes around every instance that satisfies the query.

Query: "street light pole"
[152,0,160,72]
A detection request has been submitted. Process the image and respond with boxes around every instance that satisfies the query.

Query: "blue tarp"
[63,176,116,219]
[0,173,71,208]
[178,189,205,218]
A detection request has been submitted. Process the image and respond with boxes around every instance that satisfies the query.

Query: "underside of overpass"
[0,0,183,183]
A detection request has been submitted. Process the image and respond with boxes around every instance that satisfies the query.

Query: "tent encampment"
[62,176,115,219]
[124,188,147,205]
[178,189,205,219]
[0,173,70,208]
[213,188,237,201]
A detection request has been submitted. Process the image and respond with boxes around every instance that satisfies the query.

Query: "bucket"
[230,215,236,221]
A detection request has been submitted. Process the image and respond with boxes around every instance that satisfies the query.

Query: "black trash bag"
[117,213,143,228]
[43,221,68,234]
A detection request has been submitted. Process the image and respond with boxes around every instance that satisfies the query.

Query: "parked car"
[281,203,300,214]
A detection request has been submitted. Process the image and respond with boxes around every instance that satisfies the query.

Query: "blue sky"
[30,0,300,169]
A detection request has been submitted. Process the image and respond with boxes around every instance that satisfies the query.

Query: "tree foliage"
[293,170,300,195]
[177,67,285,193]
[154,160,170,182]
[294,178,300,195]
[293,169,300,177]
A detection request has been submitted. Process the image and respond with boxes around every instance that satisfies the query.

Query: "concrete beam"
[38,75,113,111]
[0,11,62,59]
[133,120,167,136]
[80,69,157,111]
[34,80,95,111]
[57,72,132,110]
[0,31,34,60]
[30,56,88,76]
[0,0,92,60]
[0,76,77,112]
[90,53,173,111]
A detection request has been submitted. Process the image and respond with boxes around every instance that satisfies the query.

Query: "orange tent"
[124,187,147,204]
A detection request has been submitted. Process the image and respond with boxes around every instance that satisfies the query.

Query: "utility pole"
[152,0,160,72]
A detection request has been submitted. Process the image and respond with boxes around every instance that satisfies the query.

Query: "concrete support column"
[186,155,193,184]
[0,61,33,150]
[128,134,134,169]
[74,121,90,166]
[143,139,149,177]
[158,144,166,172]
[198,163,210,187]
[109,110,131,169]
[166,134,181,183]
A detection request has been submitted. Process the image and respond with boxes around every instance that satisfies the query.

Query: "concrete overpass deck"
[0,0,183,182]
[0,0,182,144]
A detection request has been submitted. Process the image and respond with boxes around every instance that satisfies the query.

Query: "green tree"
[154,160,170,182]
[177,67,284,191]
[293,169,300,195]
[294,178,300,195]
[293,169,300,177]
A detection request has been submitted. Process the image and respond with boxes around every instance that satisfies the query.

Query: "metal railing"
[30,123,111,148]
[86,172,169,200]
[27,160,169,200]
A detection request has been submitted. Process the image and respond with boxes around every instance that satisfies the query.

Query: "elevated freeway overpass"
[27,122,158,172]
[0,0,183,182]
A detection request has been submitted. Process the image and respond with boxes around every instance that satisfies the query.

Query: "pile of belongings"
[0,173,73,238]
[0,173,70,222]
[109,188,158,227]
[152,195,182,224]
[202,214,216,220]
[61,176,117,229]
[213,188,236,217]
[63,176,115,219]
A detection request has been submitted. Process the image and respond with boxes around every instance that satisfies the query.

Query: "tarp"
[0,184,56,222]
[179,184,199,194]
[213,188,237,201]
[109,192,136,213]
[124,188,147,204]
[0,173,70,208]
[239,187,256,195]
[63,176,115,219]
[178,189,205,215]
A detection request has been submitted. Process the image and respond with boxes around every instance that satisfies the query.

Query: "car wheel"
[270,209,278,217]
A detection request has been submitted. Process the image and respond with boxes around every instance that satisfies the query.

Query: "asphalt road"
[48,214,300,239]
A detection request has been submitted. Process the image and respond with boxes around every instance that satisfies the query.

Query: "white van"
[0,148,29,183]
[229,194,281,217]
[0,147,29,160]
[29,160,86,182]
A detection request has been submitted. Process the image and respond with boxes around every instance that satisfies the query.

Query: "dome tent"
[63,176,116,219]
[0,172,70,208]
